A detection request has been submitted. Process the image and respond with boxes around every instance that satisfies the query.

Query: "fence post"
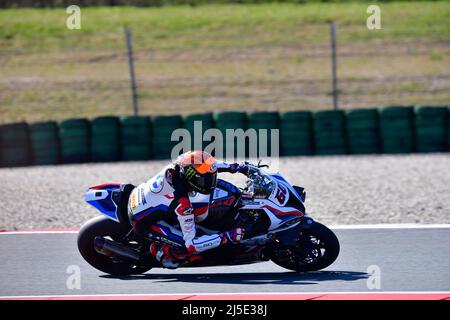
[124,27,139,116]
[330,21,338,110]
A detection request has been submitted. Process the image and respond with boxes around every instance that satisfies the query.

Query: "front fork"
[258,216,316,260]
[242,216,315,246]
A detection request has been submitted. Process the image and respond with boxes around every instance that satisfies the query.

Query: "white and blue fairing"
[84,183,122,222]
[238,169,306,231]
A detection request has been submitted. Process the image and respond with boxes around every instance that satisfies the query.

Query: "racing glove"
[228,163,249,175]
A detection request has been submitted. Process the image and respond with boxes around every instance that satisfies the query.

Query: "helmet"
[176,151,218,194]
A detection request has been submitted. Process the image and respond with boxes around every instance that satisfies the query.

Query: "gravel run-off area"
[0,154,449,230]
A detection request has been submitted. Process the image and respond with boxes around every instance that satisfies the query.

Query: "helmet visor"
[188,171,217,194]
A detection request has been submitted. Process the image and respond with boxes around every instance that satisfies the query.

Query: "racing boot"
[219,227,245,245]
[149,242,196,269]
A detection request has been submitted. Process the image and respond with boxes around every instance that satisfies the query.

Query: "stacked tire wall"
[0,105,448,167]
[247,111,279,157]
[183,113,214,152]
[59,119,90,164]
[152,115,183,160]
[30,121,60,165]
[120,116,152,161]
[346,109,380,154]
[313,110,347,155]
[213,112,247,159]
[280,111,313,156]
[0,123,31,167]
[91,116,121,162]
[380,106,415,154]
[414,106,448,153]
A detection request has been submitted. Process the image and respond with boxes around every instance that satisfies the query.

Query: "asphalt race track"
[0,226,449,298]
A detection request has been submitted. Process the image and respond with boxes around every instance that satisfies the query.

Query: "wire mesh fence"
[1,22,449,124]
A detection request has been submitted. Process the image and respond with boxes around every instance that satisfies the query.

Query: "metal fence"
[1,23,449,123]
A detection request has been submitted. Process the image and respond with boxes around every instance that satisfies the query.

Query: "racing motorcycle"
[78,162,340,275]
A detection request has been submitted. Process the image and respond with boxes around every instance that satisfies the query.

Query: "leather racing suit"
[127,161,248,258]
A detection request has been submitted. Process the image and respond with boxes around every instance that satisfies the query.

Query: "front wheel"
[270,222,340,272]
[77,216,152,276]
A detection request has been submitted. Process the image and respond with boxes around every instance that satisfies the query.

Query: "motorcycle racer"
[127,150,249,269]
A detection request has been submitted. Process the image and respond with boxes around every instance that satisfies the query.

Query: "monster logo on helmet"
[184,167,196,180]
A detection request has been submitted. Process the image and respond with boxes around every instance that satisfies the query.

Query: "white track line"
[1,224,449,235]
[1,291,449,300]
[0,230,79,235]
[330,224,450,230]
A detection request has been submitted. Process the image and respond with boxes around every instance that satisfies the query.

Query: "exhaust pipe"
[94,236,141,262]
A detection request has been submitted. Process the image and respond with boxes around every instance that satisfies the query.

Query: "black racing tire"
[77,216,152,276]
[271,222,340,272]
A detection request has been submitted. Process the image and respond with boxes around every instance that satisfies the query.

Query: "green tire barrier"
[2,105,450,168]
[152,115,183,160]
[247,111,280,157]
[414,106,448,153]
[120,116,152,161]
[91,116,121,162]
[213,111,248,159]
[448,106,450,152]
[380,106,415,154]
[346,109,380,154]
[183,113,215,151]
[59,118,90,163]
[280,111,313,156]
[30,121,60,165]
[313,110,348,155]
[0,122,31,167]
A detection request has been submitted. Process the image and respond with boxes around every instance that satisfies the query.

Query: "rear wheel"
[270,222,340,272]
[77,216,152,275]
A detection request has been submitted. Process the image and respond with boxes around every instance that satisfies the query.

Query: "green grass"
[0,2,449,123]
[1,2,449,51]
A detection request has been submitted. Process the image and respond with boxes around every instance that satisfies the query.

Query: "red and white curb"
[0,292,449,300]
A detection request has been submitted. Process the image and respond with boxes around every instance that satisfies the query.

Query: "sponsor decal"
[210,196,235,208]
[245,201,262,206]
[157,237,182,247]
[274,184,287,205]
[130,191,138,210]
[150,174,164,193]
[139,188,147,205]
[188,191,198,197]
[185,167,196,180]
[198,241,215,248]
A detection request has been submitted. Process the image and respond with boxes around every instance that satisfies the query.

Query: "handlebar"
[241,163,274,200]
